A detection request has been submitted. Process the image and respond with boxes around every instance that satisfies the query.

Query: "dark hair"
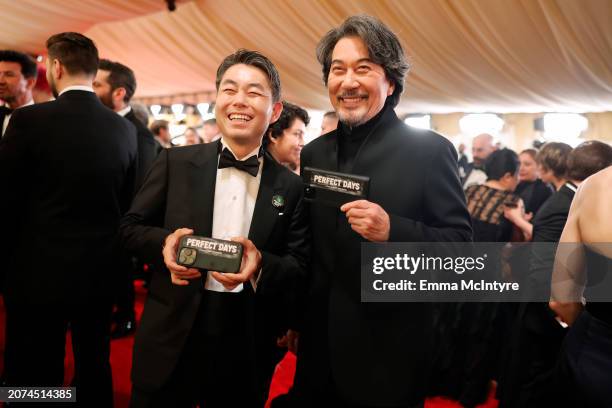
[520,148,537,161]
[215,49,281,102]
[269,101,310,137]
[203,118,217,126]
[484,148,520,181]
[566,141,612,181]
[46,32,99,76]
[150,119,169,136]
[98,59,136,102]
[263,101,309,148]
[0,50,38,79]
[316,15,409,108]
[323,111,337,119]
[536,142,572,178]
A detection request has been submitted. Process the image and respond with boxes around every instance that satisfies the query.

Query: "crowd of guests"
[1,13,611,408]
[453,134,612,408]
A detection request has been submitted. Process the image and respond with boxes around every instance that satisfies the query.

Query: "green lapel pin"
[272,194,285,209]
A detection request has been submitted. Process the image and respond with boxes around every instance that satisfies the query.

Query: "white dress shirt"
[204,138,263,293]
[117,105,131,117]
[1,99,34,137]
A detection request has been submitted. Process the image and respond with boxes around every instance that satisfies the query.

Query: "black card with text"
[176,235,243,273]
[302,166,369,208]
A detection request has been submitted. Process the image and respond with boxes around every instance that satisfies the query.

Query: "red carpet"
[0,282,498,408]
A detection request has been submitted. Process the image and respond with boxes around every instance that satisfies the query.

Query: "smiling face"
[327,36,394,128]
[216,63,282,150]
[0,61,32,105]
[269,117,305,167]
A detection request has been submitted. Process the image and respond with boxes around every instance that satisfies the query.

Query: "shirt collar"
[59,85,94,96]
[117,105,131,117]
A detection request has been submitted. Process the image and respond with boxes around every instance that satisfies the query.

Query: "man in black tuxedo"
[94,59,157,189]
[0,50,37,138]
[121,49,309,408]
[94,58,158,338]
[293,16,472,408]
[0,32,137,406]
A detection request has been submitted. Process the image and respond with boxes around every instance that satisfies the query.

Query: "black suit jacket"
[0,107,10,137]
[125,109,157,191]
[120,140,309,392]
[0,90,137,305]
[528,183,576,287]
[297,106,472,406]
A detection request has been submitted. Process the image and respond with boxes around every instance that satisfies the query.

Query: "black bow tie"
[0,106,12,115]
[218,147,261,177]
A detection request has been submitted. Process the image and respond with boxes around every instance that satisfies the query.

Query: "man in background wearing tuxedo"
[121,49,309,408]
[94,58,158,338]
[0,32,137,405]
[295,15,472,408]
[0,50,37,138]
[94,59,158,188]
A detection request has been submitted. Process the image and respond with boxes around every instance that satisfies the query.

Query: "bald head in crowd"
[472,133,495,167]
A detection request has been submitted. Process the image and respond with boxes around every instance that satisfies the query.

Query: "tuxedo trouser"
[290,375,425,408]
[130,291,267,408]
[113,251,136,321]
[4,301,113,407]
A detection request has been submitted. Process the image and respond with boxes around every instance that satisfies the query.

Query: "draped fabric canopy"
[1,0,611,113]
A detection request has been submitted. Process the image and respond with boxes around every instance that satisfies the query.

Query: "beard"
[334,91,370,128]
[98,91,114,110]
[338,109,368,128]
[0,91,16,104]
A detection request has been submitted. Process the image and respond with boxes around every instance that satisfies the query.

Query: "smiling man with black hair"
[121,49,309,408]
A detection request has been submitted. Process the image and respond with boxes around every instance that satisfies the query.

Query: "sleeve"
[0,110,29,277]
[135,126,158,190]
[529,204,565,291]
[256,179,310,296]
[120,148,172,265]
[388,139,473,243]
[120,126,139,214]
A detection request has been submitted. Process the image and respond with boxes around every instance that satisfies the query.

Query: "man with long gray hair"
[294,15,472,407]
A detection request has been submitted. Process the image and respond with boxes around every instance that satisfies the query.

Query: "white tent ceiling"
[1,0,611,113]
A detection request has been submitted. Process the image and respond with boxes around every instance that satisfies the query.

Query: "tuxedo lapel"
[188,141,220,237]
[249,154,284,249]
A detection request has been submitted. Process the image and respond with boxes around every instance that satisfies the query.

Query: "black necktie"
[218,147,260,177]
[0,106,12,115]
